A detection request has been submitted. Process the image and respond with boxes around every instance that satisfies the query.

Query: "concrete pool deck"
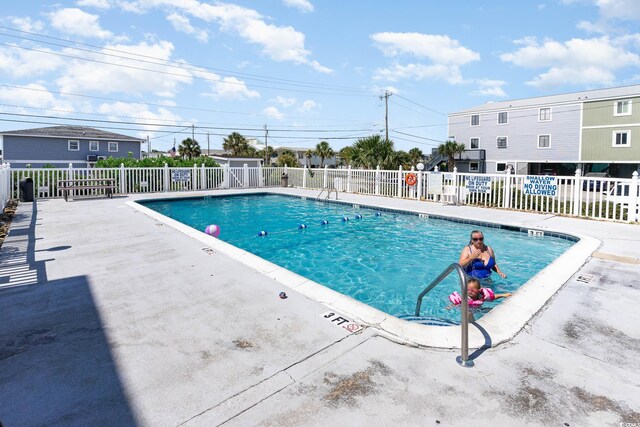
[0,188,639,426]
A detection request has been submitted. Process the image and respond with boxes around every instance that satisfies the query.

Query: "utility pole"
[146,135,150,158]
[264,124,269,166]
[380,90,392,141]
[191,124,195,142]
[207,133,210,157]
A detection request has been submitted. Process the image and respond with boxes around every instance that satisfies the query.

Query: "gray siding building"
[0,125,144,168]
[448,84,640,175]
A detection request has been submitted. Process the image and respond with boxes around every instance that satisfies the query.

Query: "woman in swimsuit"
[458,230,507,280]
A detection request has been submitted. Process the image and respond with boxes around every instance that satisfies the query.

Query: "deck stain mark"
[571,387,640,424]
[233,339,254,349]
[323,359,391,407]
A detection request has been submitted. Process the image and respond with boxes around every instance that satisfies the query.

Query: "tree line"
[162,133,467,171]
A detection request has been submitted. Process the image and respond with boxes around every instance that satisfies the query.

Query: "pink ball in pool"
[205,224,220,237]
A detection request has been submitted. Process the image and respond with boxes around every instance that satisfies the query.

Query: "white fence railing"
[6,163,640,223]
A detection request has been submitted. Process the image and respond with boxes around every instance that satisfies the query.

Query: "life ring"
[405,173,417,186]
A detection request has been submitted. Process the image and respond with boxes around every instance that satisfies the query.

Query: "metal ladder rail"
[316,186,327,199]
[415,263,472,367]
[316,186,338,200]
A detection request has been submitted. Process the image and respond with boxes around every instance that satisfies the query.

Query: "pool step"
[397,314,458,327]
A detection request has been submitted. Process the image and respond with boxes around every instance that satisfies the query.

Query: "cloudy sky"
[1,0,639,152]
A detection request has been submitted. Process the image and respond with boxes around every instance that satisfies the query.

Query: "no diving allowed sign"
[321,311,363,334]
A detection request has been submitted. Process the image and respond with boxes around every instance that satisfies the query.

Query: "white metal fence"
[6,163,640,223]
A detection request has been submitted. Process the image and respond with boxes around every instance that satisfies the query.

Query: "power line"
[0,84,372,124]
[391,93,447,116]
[0,116,374,141]
[0,25,372,94]
[0,110,377,135]
[0,41,376,98]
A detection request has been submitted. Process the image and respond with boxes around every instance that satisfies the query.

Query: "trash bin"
[19,178,34,202]
[281,172,289,187]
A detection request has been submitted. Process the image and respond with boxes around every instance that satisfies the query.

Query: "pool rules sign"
[523,176,558,196]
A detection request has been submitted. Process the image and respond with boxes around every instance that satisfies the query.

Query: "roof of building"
[450,84,640,115]
[0,125,144,142]
[210,155,263,162]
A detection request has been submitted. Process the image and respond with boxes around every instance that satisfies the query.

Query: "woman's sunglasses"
[472,237,484,242]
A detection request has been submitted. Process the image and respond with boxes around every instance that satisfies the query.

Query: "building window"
[612,131,630,147]
[497,112,508,124]
[497,137,508,148]
[538,135,550,149]
[470,138,479,149]
[89,141,99,151]
[68,140,79,151]
[469,162,479,172]
[108,142,118,152]
[539,107,551,121]
[614,100,632,116]
[496,163,506,172]
[471,115,479,126]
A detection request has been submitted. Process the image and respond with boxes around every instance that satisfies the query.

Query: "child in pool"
[447,278,512,309]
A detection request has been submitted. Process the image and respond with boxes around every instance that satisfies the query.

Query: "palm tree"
[337,146,354,167]
[276,150,300,167]
[351,134,394,169]
[222,132,248,157]
[408,147,424,166]
[304,149,314,167]
[437,140,466,171]
[178,138,201,160]
[314,141,334,168]
[257,146,276,165]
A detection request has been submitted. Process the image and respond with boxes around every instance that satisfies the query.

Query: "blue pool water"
[141,194,575,323]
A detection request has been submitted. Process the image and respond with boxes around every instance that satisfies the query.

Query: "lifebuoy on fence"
[405,173,417,186]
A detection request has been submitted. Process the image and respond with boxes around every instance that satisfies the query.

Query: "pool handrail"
[415,263,472,367]
[316,186,338,200]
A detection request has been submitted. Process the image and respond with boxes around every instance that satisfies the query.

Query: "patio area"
[0,188,639,426]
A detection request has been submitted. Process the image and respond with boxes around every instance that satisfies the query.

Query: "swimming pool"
[140,193,575,323]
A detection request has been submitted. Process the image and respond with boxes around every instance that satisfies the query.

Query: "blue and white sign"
[465,176,492,194]
[171,169,191,183]
[523,175,557,196]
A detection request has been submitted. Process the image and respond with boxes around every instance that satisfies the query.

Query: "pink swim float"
[448,288,495,307]
[205,224,221,237]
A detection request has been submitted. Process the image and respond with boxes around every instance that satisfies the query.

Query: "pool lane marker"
[321,311,363,334]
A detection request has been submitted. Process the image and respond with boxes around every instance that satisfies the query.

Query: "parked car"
[540,168,557,176]
[582,172,609,191]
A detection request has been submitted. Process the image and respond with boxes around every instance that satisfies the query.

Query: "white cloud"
[77,0,112,9]
[262,106,284,119]
[274,96,297,107]
[283,0,314,13]
[370,32,478,86]
[97,101,183,138]
[0,84,74,112]
[204,76,260,99]
[500,36,640,87]
[48,8,113,39]
[166,13,209,42]
[0,45,65,78]
[110,0,332,72]
[371,32,480,66]
[56,41,192,97]
[296,99,318,112]
[373,63,464,85]
[9,17,44,32]
[594,0,640,21]
[471,79,508,97]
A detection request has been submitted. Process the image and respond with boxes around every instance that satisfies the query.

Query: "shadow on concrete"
[468,322,493,361]
[0,201,138,425]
